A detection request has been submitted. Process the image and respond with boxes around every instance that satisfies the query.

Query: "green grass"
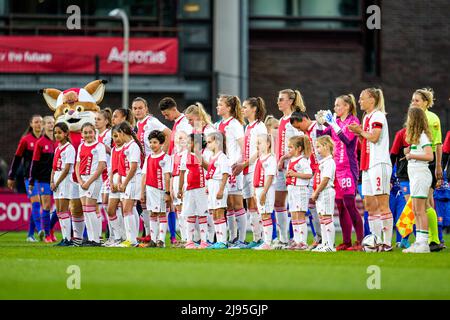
[0,232,449,300]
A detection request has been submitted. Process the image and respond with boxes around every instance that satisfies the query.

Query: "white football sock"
[292,220,301,244]
[178,212,187,241]
[207,214,215,243]
[275,209,288,243]
[132,206,140,236]
[198,216,208,243]
[368,214,382,239]
[324,216,335,248]
[187,216,196,242]
[109,215,122,241]
[150,215,158,242]
[72,216,85,239]
[381,212,393,246]
[158,214,168,243]
[235,208,247,242]
[226,210,237,241]
[262,217,273,245]
[299,219,307,244]
[116,207,125,239]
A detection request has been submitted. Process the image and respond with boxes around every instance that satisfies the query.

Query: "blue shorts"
[24,179,39,198]
[37,182,53,196]
[399,181,410,195]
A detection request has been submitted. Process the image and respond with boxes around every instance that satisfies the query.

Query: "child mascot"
[40,80,107,245]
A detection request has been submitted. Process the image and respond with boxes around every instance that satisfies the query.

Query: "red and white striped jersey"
[77,141,106,175]
[243,120,267,175]
[253,154,277,188]
[52,142,76,172]
[136,115,167,156]
[216,117,244,165]
[172,149,187,177]
[205,151,231,180]
[360,110,390,171]
[286,155,311,186]
[180,152,205,190]
[120,140,142,177]
[97,129,111,182]
[110,145,124,175]
[168,114,193,156]
[143,152,172,190]
[276,114,303,166]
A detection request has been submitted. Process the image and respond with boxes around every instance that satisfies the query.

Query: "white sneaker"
[103,238,117,247]
[26,236,37,242]
[403,242,430,253]
[402,242,417,253]
[272,241,288,250]
[254,243,273,250]
[311,243,326,252]
[315,245,335,252]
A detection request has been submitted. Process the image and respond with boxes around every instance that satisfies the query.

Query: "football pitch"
[0,232,449,300]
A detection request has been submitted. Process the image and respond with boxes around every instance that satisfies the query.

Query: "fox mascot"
[41,80,107,244]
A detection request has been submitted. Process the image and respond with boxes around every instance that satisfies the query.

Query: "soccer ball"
[362,234,380,252]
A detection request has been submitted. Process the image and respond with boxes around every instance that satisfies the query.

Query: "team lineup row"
[7,87,450,253]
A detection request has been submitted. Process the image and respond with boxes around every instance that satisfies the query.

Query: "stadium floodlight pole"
[109,8,129,109]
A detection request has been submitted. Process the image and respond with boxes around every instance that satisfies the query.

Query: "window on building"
[249,0,360,29]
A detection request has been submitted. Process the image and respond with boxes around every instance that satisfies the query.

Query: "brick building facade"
[249,0,449,139]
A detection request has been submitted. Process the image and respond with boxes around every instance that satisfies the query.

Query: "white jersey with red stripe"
[286,155,312,187]
[168,114,193,156]
[253,154,277,187]
[76,141,106,175]
[121,140,142,176]
[216,117,244,165]
[53,142,76,173]
[360,110,390,171]
[97,129,111,181]
[318,155,336,189]
[276,114,303,166]
[243,120,267,175]
[205,151,231,181]
[136,115,167,156]
[172,149,188,177]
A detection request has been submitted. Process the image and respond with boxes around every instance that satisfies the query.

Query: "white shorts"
[255,186,275,214]
[242,173,255,199]
[228,173,243,195]
[287,185,310,212]
[109,173,122,199]
[172,175,182,206]
[69,176,80,199]
[275,170,287,192]
[146,186,166,213]
[79,175,102,200]
[53,171,73,200]
[181,188,208,217]
[101,179,110,194]
[316,187,336,216]
[207,179,228,210]
[362,163,392,196]
[408,166,432,198]
[121,174,142,201]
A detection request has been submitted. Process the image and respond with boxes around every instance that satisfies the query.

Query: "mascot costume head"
[40,80,108,226]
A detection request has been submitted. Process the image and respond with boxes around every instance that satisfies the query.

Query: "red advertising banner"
[0,193,109,232]
[0,193,36,231]
[0,36,178,74]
